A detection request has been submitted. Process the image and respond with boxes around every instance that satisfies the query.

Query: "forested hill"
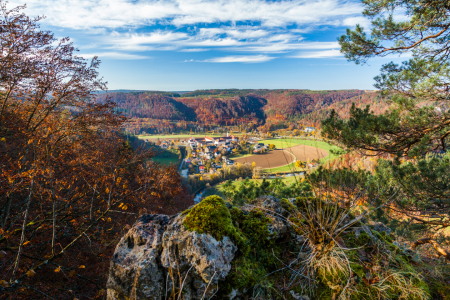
[97,89,379,125]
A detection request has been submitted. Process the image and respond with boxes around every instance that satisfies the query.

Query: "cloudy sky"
[7,0,404,91]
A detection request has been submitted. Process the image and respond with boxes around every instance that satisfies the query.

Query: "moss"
[280,198,296,214]
[184,197,284,298]
[183,195,246,250]
[219,208,283,297]
[183,196,282,298]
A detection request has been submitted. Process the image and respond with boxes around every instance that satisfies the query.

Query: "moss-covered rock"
[109,195,437,300]
[183,195,247,252]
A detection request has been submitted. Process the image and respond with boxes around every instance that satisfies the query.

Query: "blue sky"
[9,0,406,91]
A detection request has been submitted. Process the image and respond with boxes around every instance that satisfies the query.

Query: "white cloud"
[203,55,275,63]
[5,0,367,60]
[179,48,210,52]
[101,30,341,54]
[237,41,338,53]
[291,49,342,58]
[9,0,362,29]
[342,16,371,28]
[79,52,149,60]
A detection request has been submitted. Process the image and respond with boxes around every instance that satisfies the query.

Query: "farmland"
[234,149,295,169]
[152,148,180,165]
[234,139,341,172]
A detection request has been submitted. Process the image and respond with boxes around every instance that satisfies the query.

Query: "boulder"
[106,196,299,300]
[106,213,237,300]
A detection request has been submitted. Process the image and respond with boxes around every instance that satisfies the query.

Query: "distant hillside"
[178,94,267,125]
[97,89,388,134]
[297,91,388,124]
[262,90,365,119]
[96,92,192,120]
[100,89,377,121]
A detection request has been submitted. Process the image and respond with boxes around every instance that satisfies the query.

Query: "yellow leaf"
[123,184,128,189]
[23,241,30,246]
[105,187,110,194]
[28,139,33,144]
[27,270,36,277]
[116,177,122,183]
[107,217,111,222]
[69,270,76,277]
[54,266,61,273]
[118,203,124,208]
[122,205,128,210]
[79,265,85,269]
[0,280,9,287]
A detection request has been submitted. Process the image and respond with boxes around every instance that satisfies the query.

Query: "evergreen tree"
[322,0,450,258]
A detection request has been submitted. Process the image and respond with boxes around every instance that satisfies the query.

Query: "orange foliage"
[0,4,191,299]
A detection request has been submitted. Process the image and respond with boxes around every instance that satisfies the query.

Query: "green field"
[152,149,179,165]
[152,156,178,165]
[263,162,303,173]
[254,139,341,173]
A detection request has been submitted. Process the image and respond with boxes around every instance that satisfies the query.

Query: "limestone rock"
[106,195,300,299]
[106,213,237,300]
[106,214,169,300]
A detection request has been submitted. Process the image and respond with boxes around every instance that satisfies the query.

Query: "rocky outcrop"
[106,195,425,300]
[106,196,291,300]
[106,213,238,300]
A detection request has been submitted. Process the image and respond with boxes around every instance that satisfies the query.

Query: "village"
[157,133,272,175]
[149,126,322,178]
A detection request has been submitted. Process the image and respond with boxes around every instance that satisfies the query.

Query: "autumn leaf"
[69,270,76,277]
[78,265,85,269]
[27,269,36,277]
[54,266,61,273]
[0,280,9,287]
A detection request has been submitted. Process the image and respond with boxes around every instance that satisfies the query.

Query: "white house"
[304,127,315,133]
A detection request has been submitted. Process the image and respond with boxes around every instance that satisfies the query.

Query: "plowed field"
[233,144,328,169]
[284,144,328,162]
[234,150,295,169]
